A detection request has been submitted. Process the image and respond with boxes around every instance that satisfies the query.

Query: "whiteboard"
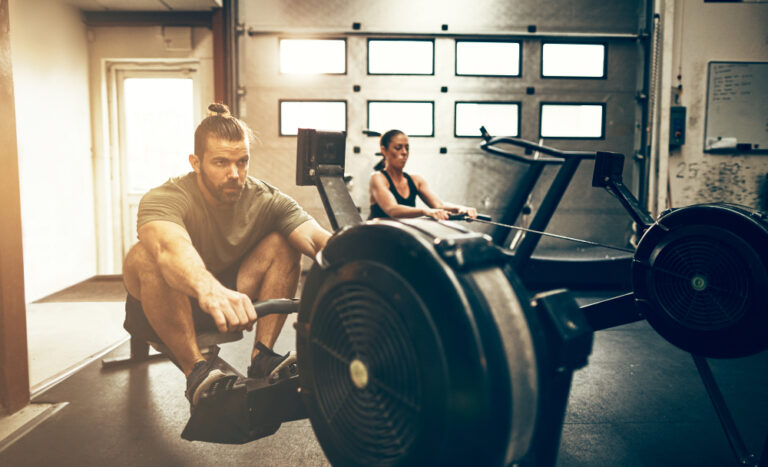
[704,62,768,152]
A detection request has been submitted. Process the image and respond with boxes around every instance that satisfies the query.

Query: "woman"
[368,129,477,220]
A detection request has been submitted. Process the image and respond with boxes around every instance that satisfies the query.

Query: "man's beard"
[200,166,244,204]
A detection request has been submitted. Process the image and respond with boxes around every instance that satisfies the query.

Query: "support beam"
[212,6,229,106]
[0,0,30,414]
[82,11,213,28]
[212,0,236,113]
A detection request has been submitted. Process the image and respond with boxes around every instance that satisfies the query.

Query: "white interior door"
[112,64,201,260]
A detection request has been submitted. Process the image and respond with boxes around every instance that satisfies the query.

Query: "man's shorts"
[123,262,240,343]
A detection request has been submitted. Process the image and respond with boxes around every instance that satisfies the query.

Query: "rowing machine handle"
[447,213,492,222]
[252,298,300,318]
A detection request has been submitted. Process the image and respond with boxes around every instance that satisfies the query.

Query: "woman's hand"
[423,208,451,220]
[455,206,478,219]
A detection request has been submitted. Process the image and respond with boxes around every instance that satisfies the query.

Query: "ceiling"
[61,0,222,11]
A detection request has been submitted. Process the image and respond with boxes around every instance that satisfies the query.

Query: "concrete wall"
[88,25,214,274]
[665,0,768,209]
[9,0,96,302]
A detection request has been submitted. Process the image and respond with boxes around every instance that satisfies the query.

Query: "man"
[122,103,331,408]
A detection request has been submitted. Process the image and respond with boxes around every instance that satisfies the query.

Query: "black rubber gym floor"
[1,314,766,466]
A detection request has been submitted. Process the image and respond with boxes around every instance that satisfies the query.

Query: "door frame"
[102,60,201,272]
[0,0,30,413]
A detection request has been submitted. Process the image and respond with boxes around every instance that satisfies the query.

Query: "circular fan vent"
[310,283,423,464]
[633,204,768,358]
[650,235,750,331]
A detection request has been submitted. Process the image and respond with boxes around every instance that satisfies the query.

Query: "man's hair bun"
[195,102,254,157]
[208,103,230,117]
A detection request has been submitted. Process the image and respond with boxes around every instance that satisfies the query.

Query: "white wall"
[665,0,768,209]
[9,0,96,302]
[88,25,214,274]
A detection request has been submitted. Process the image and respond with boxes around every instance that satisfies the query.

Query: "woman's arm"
[412,174,478,218]
[370,172,449,219]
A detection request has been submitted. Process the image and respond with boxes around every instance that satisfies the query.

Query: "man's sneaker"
[185,354,238,407]
[248,342,297,383]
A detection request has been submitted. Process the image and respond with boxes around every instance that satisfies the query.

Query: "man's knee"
[123,243,163,298]
[261,232,301,266]
[237,233,300,296]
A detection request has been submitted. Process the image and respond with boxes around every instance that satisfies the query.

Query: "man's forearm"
[152,240,219,300]
[289,220,332,258]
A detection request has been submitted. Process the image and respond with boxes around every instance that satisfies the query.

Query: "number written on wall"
[675,160,763,206]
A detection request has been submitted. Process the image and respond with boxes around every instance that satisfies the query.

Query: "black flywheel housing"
[633,203,768,358]
[296,219,541,466]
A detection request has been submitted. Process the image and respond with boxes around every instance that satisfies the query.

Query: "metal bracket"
[296,129,363,230]
[532,289,593,371]
[433,233,505,270]
[592,151,655,230]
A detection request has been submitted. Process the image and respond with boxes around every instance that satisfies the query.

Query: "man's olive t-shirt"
[137,172,311,273]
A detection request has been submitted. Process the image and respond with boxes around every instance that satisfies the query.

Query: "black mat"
[34,276,126,303]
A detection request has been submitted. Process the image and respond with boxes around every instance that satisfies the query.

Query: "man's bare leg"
[123,243,205,376]
[236,232,301,360]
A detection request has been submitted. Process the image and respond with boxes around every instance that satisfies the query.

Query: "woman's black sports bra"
[368,170,418,219]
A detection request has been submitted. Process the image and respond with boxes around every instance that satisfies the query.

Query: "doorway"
[106,61,201,270]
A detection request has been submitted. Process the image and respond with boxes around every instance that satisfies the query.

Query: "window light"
[368,40,434,75]
[368,101,434,136]
[123,78,194,192]
[279,39,346,74]
[540,104,604,138]
[456,41,521,76]
[280,101,346,135]
[455,102,519,137]
[542,43,605,78]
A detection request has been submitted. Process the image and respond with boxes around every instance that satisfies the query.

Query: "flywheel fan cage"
[633,205,768,358]
[309,282,423,464]
[648,234,751,331]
